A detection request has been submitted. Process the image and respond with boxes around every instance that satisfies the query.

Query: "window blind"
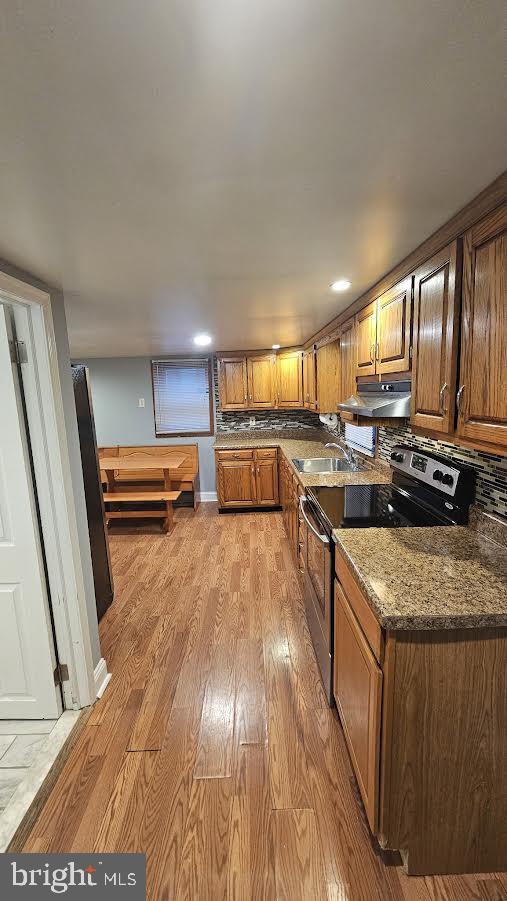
[152,358,213,436]
[344,422,377,457]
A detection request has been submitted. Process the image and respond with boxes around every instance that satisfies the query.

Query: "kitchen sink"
[292,457,365,474]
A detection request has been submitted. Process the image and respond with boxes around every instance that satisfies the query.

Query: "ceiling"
[0,1,505,357]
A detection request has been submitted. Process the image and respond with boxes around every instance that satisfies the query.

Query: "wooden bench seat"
[104,490,181,533]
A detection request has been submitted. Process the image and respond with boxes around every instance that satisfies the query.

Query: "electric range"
[299,444,476,704]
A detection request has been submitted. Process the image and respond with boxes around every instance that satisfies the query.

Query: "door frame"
[0,272,100,711]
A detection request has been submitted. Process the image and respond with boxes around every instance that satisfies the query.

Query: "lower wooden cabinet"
[216,448,279,507]
[333,547,506,876]
[333,579,382,833]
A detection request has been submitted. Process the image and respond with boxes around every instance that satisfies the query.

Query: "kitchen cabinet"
[279,455,301,562]
[216,448,279,507]
[355,301,377,376]
[334,546,506,876]
[334,579,382,833]
[355,277,413,378]
[217,356,248,410]
[316,338,340,413]
[410,241,461,435]
[247,353,276,408]
[276,350,303,407]
[339,316,356,402]
[303,346,317,409]
[457,204,507,453]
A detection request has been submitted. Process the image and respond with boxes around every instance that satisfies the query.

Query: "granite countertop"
[333,526,507,631]
[214,430,391,488]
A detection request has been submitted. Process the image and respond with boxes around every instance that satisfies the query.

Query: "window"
[344,422,377,457]
[151,357,213,436]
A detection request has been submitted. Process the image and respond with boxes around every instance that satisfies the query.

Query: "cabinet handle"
[456,384,465,414]
[244,395,247,401]
[439,382,448,414]
[370,342,375,362]
[376,341,380,361]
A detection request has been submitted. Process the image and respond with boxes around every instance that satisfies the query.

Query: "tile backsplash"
[378,424,507,517]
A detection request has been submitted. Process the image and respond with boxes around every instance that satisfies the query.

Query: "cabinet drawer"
[335,551,383,663]
[334,581,382,833]
[254,447,278,459]
[216,449,254,461]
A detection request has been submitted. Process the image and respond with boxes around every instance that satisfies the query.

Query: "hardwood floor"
[23,506,507,899]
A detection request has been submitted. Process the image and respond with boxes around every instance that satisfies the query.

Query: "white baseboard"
[93,657,112,699]
[198,491,218,502]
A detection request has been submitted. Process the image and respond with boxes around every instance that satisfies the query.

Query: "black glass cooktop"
[307,483,453,533]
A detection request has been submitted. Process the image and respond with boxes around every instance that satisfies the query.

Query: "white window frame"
[0,272,102,710]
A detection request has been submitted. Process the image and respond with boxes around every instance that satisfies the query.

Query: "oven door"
[299,495,333,704]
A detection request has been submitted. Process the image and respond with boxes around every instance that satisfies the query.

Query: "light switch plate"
[249,416,255,426]
[138,398,145,408]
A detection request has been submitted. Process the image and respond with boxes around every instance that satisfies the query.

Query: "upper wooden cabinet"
[410,241,461,435]
[316,338,341,413]
[276,350,303,408]
[217,356,248,410]
[303,346,317,409]
[355,301,377,376]
[247,353,276,408]
[355,278,413,377]
[376,277,412,374]
[339,317,356,402]
[457,204,507,452]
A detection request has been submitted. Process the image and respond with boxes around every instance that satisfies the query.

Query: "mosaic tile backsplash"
[378,424,507,517]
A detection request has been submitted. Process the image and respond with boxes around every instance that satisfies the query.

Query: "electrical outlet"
[249,416,255,426]
[138,398,145,408]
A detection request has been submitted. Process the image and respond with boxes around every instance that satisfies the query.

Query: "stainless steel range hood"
[338,380,411,418]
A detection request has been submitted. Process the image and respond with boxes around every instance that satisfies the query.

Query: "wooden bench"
[99,444,200,509]
[103,490,181,533]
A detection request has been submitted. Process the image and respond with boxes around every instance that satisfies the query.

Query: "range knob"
[441,473,454,486]
[433,470,443,481]
[391,452,404,463]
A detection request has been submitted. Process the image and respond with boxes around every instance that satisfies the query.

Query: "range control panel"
[389,445,461,497]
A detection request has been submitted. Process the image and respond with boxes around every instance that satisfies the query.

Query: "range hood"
[338,380,411,419]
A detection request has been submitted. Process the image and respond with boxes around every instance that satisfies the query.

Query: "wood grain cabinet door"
[316,339,341,413]
[217,460,256,506]
[334,581,382,833]
[339,317,356,404]
[247,354,275,408]
[254,457,279,505]
[411,241,461,435]
[376,276,413,375]
[217,356,248,410]
[457,204,507,452]
[355,300,377,376]
[303,347,317,409]
[276,351,303,407]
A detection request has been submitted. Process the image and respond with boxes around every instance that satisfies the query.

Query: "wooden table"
[100,453,186,492]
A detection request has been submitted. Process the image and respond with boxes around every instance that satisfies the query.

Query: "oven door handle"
[299,496,329,544]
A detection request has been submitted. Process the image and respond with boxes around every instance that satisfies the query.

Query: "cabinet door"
[255,458,279,505]
[334,581,382,833]
[457,204,507,452]
[316,338,341,413]
[355,301,377,376]
[339,317,356,404]
[303,347,317,409]
[276,351,303,407]
[247,354,275,408]
[217,357,248,410]
[411,242,461,434]
[217,460,256,507]
[376,276,412,374]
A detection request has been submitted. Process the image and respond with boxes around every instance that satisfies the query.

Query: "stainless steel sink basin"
[292,457,365,474]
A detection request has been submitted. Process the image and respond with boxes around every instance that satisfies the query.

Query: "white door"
[0,304,62,718]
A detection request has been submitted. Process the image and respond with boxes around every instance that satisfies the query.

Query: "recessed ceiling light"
[330,279,351,292]
[272,344,281,350]
[193,333,212,346]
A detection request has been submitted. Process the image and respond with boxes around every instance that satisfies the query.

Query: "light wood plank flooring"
[23,506,507,899]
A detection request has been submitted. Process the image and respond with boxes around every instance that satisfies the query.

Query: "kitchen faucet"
[324,439,357,466]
